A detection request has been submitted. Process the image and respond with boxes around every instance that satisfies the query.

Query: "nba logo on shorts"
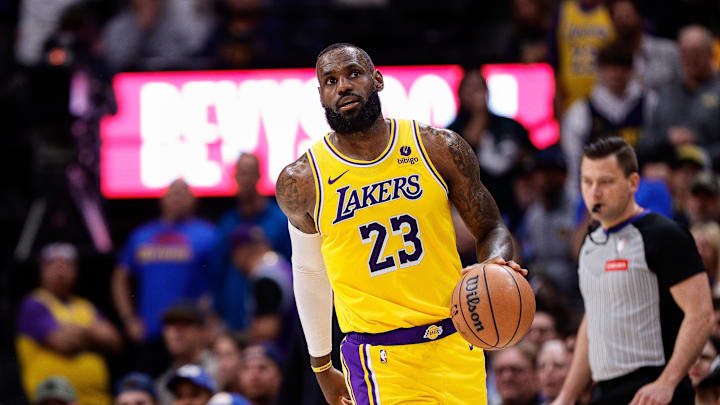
[424,325,443,340]
[380,349,387,364]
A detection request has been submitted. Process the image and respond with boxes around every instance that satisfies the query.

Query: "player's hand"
[315,367,353,405]
[629,380,674,405]
[462,257,528,276]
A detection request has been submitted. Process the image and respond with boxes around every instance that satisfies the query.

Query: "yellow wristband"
[311,361,333,373]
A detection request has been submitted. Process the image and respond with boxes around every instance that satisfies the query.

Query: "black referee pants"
[591,366,694,405]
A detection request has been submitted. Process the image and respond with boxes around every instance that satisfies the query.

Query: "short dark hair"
[317,42,374,70]
[583,136,638,176]
[596,41,634,68]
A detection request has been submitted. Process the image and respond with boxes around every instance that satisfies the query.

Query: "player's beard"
[324,90,382,135]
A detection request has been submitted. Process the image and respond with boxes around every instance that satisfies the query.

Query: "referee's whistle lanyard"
[587,220,610,245]
[587,209,648,245]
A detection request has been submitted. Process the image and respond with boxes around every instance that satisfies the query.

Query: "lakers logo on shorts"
[423,325,443,340]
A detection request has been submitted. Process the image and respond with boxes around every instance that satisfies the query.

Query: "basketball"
[451,263,535,350]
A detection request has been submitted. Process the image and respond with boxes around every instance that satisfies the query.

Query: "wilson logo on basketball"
[451,264,536,351]
[464,275,486,332]
[424,325,443,340]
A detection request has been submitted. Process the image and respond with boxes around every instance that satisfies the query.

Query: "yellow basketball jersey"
[557,0,614,110]
[16,289,111,405]
[307,119,463,334]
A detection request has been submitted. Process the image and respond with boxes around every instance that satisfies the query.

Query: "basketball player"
[276,43,526,404]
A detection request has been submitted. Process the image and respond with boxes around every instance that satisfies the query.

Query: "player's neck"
[600,201,643,230]
[331,117,390,161]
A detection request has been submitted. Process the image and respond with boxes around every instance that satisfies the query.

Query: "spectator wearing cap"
[155,303,217,405]
[691,337,720,405]
[669,144,710,224]
[33,376,77,405]
[112,179,218,375]
[238,344,283,405]
[215,153,291,332]
[692,222,720,295]
[115,373,157,405]
[16,243,122,405]
[686,172,720,225]
[518,147,579,304]
[229,225,295,351]
[166,365,216,405]
[562,40,658,201]
[640,25,720,158]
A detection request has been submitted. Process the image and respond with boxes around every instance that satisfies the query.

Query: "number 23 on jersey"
[359,213,424,276]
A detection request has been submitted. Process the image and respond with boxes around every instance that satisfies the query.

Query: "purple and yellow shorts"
[340,318,486,404]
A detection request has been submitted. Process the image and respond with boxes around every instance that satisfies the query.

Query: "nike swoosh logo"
[328,170,349,185]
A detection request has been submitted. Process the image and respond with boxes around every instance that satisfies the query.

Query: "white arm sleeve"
[288,222,333,357]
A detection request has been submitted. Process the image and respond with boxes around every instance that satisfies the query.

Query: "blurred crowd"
[3,0,720,404]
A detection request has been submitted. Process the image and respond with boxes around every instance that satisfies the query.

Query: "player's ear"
[628,172,640,192]
[374,70,384,91]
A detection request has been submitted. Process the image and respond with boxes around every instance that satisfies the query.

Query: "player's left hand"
[629,380,674,405]
[462,256,528,276]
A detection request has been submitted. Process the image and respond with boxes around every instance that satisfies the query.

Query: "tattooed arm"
[419,124,519,265]
[276,154,317,233]
[276,156,351,405]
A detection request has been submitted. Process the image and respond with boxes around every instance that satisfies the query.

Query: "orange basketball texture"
[451,263,535,350]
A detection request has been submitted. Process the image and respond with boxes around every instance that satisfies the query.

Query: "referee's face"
[581,155,639,227]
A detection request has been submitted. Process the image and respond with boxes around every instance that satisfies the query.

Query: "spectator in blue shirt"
[214,153,290,331]
[112,179,218,375]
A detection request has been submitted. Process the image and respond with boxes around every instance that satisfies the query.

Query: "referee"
[553,137,713,405]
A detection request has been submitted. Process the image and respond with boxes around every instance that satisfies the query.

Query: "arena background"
[2,0,720,404]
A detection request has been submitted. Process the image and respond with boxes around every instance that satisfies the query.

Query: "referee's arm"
[630,272,713,404]
[631,221,714,405]
[552,315,591,405]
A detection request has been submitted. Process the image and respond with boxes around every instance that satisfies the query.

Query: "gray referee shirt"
[578,211,703,381]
